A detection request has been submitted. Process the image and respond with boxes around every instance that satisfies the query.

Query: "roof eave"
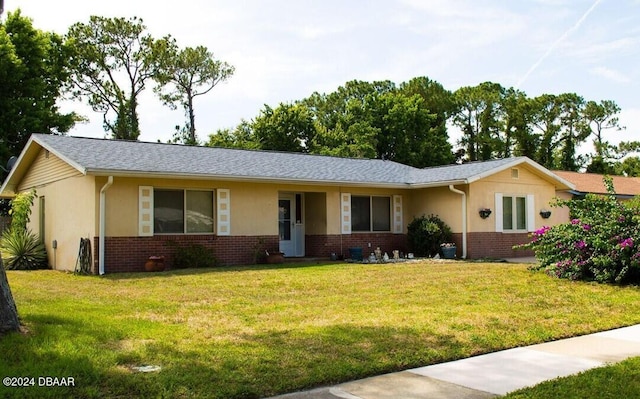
[86,169,413,189]
[0,135,88,198]
[409,179,468,189]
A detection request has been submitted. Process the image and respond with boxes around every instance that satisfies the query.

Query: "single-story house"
[0,134,574,274]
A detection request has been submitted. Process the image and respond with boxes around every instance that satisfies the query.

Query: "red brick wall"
[92,231,533,273]
[92,235,279,274]
[455,232,534,259]
[306,233,408,259]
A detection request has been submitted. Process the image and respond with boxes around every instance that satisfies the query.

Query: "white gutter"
[99,176,114,275]
[449,185,467,259]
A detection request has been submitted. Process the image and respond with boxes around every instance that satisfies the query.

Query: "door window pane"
[351,196,371,231]
[372,196,391,231]
[186,191,214,233]
[154,190,184,233]
[279,199,291,240]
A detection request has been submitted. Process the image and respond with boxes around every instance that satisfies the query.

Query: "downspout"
[99,176,114,275]
[449,185,467,259]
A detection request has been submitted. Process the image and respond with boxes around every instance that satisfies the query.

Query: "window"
[502,195,527,231]
[351,196,391,232]
[154,189,214,234]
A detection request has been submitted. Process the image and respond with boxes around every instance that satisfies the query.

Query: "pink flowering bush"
[519,177,640,284]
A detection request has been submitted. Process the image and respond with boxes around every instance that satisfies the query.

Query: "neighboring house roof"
[553,170,640,198]
[0,134,575,196]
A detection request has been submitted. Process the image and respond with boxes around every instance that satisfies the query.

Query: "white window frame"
[139,186,228,236]
[153,189,216,235]
[350,195,392,233]
[495,193,535,233]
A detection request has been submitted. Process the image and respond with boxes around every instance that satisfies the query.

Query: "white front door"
[279,193,304,256]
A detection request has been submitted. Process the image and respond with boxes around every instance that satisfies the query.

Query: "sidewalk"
[267,324,640,399]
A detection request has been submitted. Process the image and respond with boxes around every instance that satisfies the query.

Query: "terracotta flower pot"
[145,256,165,272]
[266,252,285,264]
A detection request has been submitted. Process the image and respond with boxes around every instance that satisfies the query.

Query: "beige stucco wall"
[100,177,278,236]
[407,166,564,234]
[99,179,412,237]
[469,166,560,232]
[305,192,327,235]
[552,191,573,224]
[26,175,96,271]
[408,186,467,234]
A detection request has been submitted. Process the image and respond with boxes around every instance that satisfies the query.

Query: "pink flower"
[620,238,634,249]
[534,226,551,236]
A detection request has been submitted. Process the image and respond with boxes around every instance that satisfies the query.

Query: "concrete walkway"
[267,324,640,399]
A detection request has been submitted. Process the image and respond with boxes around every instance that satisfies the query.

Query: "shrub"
[169,242,217,269]
[1,229,48,270]
[519,177,640,284]
[9,190,37,231]
[407,214,452,257]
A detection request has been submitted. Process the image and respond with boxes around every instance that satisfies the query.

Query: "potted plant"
[144,255,165,272]
[440,243,457,259]
[265,250,285,264]
[479,208,492,219]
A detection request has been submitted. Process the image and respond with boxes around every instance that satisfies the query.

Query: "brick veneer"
[92,235,279,274]
[306,233,408,259]
[92,231,532,273]
[457,232,534,259]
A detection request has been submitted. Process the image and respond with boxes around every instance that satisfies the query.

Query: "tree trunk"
[0,257,20,334]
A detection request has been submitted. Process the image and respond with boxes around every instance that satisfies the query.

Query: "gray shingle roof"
[33,134,417,186]
[408,158,529,185]
[22,134,566,188]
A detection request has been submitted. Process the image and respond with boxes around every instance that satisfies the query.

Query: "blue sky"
[4,0,640,153]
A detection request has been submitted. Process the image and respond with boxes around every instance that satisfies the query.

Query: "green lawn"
[504,356,640,399]
[1,261,639,398]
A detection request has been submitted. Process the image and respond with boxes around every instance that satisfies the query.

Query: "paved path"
[267,324,640,399]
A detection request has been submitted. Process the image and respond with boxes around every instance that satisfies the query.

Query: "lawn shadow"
[0,314,107,398]
[0,313,186,398]
[101,261,344,280]
[134,323,471,399]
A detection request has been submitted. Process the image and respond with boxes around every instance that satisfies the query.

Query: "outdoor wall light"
[540,210,552,219]
[479,208,492,219]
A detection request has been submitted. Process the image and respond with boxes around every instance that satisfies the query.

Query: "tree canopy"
[207,79,454,168]
[65,16,162,140]
[152,40,235,145]
[0,10,77,164]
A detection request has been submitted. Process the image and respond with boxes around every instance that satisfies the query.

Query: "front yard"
[1,261,640,398]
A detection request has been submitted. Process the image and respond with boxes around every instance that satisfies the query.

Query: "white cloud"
[590,67,631,83]
[568,37,638,62]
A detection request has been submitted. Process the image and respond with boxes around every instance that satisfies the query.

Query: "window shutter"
[341,193,351,234]
[495,193,503,233]
[139,186,153,236]
[217,189,231,236]
[527,194,535,232]
[392,195,403,234]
